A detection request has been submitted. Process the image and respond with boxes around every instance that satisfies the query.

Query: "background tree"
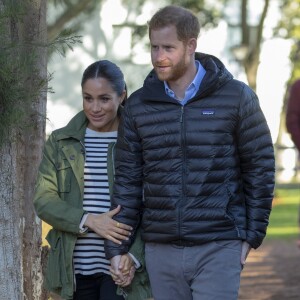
[0,0,47,299]
[240,0,270,91]
[47,0,100,57]
[46,0,273,92]
[224,0,270,91]
[275,0,300,85]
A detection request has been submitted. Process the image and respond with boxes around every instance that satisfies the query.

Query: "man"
[105,5,275,300]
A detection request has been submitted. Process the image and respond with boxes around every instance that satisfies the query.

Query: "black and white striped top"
[74,128,117,275]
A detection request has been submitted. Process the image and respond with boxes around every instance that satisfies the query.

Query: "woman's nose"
[91,101,102,112]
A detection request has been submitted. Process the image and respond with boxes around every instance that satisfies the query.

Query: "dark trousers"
[73,273,124,300]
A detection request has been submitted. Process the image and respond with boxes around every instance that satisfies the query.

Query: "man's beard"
[155,55,188,82]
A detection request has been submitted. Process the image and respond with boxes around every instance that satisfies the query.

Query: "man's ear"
[187,38,197,54]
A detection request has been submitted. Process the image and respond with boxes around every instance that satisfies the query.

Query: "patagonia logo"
[201,110,215,115]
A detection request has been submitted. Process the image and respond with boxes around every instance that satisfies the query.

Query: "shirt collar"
[164,60,206,105]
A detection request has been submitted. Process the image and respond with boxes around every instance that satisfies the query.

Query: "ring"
[117,222,120,228]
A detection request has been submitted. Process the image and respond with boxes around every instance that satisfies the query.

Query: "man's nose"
[156,48,166,62]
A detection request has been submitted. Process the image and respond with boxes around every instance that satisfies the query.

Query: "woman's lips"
[90,114,105,121]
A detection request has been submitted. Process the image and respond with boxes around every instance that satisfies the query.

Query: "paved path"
[239,239,300,300]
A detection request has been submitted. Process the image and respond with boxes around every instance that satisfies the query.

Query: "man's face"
[150,25,190,83]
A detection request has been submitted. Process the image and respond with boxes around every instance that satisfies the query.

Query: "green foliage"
[0,0,89,145]
[48,29,82,57]
[0,2,47,146]
[47,0,100,47]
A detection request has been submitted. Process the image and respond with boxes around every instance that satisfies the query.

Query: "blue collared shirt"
[164,60,206,106]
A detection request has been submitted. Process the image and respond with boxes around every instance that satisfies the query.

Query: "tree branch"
[47,0,98,42]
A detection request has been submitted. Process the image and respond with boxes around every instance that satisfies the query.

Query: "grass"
[266,188,300,240]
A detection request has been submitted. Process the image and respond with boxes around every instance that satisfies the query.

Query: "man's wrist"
[128,252,141,269]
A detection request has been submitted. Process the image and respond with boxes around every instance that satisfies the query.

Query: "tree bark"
[0,0,47,299]
[242,0,270,91]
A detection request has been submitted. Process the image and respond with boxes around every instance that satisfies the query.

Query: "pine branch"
[47,0,98,42]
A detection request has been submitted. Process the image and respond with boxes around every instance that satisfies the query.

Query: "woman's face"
[82,77,125,132]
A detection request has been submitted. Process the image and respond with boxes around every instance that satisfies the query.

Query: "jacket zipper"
[179,106,186,240]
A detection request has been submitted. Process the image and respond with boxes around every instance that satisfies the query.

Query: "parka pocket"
[45,229,68,289]
[56,158,72,193]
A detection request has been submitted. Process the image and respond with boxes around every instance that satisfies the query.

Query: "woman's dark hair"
[81,60,127,104]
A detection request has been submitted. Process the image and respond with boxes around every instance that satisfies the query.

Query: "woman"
[33,60,151,300]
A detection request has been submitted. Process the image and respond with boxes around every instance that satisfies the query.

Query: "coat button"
[70,154,75,160]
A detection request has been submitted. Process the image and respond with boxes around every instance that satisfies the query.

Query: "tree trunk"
[0,0,47,299]
[241,0,270,92]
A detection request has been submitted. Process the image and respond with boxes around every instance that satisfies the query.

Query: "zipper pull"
[180,106,184,122]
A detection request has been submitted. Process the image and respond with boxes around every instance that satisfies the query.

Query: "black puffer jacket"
[105,53,275,259]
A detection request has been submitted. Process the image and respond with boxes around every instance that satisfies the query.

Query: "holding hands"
[110,254,136,287]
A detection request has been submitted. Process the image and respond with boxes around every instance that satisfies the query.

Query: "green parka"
[33,111,151,300]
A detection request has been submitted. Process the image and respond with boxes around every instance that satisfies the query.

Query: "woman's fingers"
[84,209,133,243]
[113,219,132,231]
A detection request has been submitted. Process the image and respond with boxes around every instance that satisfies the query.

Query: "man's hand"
[84,205,132,244]
[117,254,136,287]
[241,241,251,265]
[110,255,124,283]
[110,254,136,287]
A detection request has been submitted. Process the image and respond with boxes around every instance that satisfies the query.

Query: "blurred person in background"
[286,78,300,248]
[105,5,275,300]
[33,60,151,300]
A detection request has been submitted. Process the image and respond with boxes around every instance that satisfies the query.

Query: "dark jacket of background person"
[286,79,300,152]
[34,111,151,300]
[105,52,275,259]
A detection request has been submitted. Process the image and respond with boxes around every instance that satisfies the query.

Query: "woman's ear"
[120,89,127,104]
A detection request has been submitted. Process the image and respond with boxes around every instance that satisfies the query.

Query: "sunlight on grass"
[266,188,300,239]
[267,227,299,235]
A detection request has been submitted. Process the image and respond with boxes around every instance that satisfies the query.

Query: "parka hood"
[141,52,233,102]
